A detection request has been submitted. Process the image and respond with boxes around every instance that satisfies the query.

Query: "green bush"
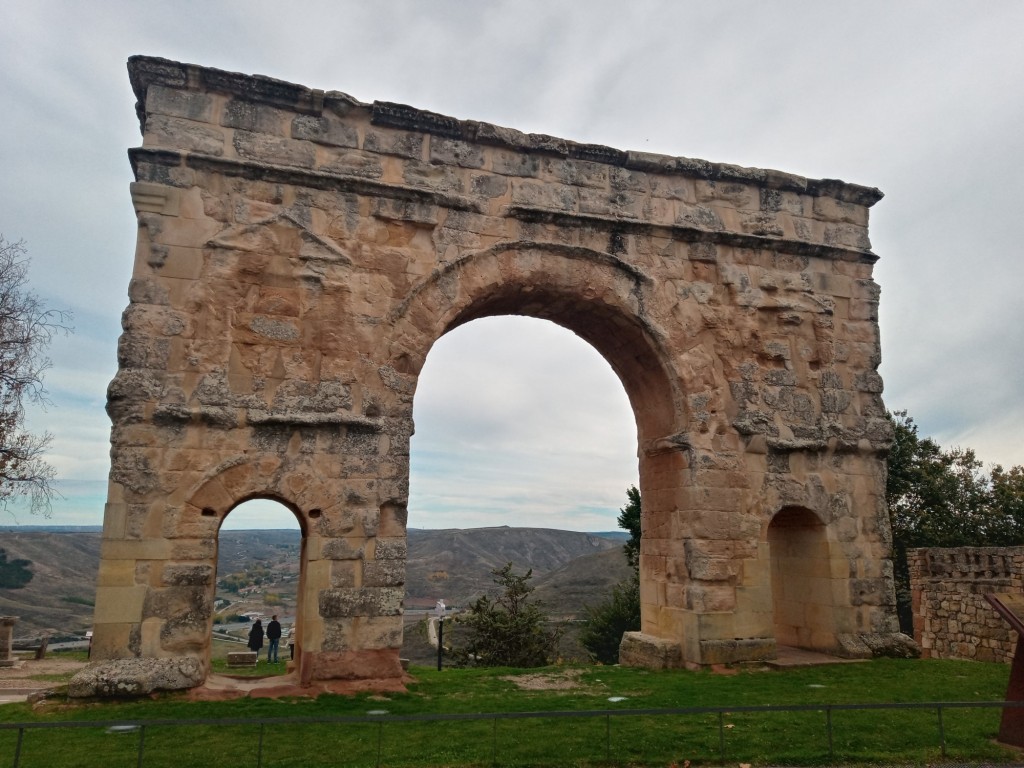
[580,574,640,664]
[452,563,561,667]
[0,548,32,589]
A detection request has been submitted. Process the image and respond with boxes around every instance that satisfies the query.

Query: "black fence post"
[718,711,726,763]
[13,727,24,768]
[136,724,146,768]
[437,618,443,672]
[937,704,946,759]
[605,714,611,763]
[826,706,834,760]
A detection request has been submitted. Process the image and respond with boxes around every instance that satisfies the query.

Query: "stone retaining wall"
[908,547,1023,662]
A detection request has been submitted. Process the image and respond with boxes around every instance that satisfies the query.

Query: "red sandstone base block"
[301,649,404,685]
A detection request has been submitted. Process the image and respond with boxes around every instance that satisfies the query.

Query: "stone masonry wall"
[85,55,907,692]
[909,547,1023,662]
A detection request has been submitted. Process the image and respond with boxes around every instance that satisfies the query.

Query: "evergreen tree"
[617,485,642,572]
[452,563,560,668]
[579,572,640,664]
[581,486,643,663]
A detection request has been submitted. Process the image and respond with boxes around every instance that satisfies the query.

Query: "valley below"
[0,526,632,661]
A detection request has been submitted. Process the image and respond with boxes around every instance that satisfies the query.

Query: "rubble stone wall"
[909,547,1023,662]
[89,55,905,689]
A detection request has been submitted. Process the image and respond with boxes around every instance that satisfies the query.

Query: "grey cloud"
[3,0,1023,529]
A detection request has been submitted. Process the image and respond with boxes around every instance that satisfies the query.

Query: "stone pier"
[0,617,20,668]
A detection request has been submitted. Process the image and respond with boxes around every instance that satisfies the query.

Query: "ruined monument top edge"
[127,55,883,208]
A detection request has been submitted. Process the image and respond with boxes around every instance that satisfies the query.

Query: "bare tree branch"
[0,235,72,515]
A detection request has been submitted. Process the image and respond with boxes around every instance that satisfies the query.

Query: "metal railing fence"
[2,700,1022,767]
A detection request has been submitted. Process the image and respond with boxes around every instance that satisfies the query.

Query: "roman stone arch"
[85,55,913,694]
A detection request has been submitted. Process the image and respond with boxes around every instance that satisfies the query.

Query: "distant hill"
[0,526,631,637]
[405,526,620,608]
[0,531,102,637]
[588,531,630,542]
[216,529,301,577]
[533,546,633,618]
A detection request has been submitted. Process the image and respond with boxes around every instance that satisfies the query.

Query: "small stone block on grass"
[227,651,258,668]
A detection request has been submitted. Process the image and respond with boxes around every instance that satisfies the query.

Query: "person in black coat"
[265,615,282,663]
[247,619,264,655]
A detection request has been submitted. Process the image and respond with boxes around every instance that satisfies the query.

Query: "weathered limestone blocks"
[619,632,682,669]
[88,54,903,694]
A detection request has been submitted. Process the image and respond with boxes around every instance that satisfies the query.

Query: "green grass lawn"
[207,638,292,678]
[0,658,1019,767]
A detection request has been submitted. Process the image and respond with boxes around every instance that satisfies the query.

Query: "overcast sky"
[1,1,1022,531]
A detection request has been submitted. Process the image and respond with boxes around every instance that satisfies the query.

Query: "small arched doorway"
[767,506,837,651]
[212,499,305,674]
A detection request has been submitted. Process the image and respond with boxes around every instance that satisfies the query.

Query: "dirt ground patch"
[500,669,585,690]
[0,656,88,688]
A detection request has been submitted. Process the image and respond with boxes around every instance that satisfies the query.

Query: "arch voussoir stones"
[83,55,913,697]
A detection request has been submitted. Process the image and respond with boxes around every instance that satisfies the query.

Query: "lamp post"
[434,599,446,672]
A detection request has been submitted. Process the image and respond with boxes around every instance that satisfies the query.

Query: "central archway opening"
[405,315,639,664]
[212,499,303,676]
[389,244,690,666]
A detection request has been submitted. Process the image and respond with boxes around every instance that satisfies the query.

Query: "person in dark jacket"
[247,619,264,656]
[266,615,282,663]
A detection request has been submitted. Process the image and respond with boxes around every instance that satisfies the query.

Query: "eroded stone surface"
[836,631,919,659]
[68,657,204,698]
[90,56,905,692]
[619,632,682,669]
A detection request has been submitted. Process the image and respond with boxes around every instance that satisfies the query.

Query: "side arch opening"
[210,498,305,676]
[767,506,838,652]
